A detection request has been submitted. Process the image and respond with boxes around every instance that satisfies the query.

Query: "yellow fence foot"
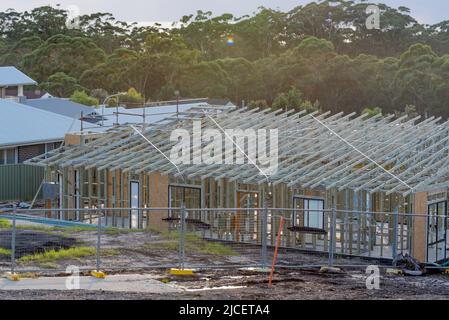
[91,270,106,279]
[386,268,404,276]
[5,273,20,281]
[170,268,194,276]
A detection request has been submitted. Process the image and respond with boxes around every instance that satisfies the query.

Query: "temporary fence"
[0,206,436,275]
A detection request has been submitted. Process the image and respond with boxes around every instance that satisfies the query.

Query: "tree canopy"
[2,1,449,117]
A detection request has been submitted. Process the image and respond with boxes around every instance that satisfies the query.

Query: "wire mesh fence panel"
[96,208,181,271]
[4,208,97,274]
[0,206,438,273]
[0,207,13,274]
[179,208,265,269]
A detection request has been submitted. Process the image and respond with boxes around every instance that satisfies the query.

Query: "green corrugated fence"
[0,164,44,201]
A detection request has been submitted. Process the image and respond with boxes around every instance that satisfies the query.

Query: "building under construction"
[26,105,449,264]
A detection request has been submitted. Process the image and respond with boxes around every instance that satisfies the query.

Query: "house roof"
[26,107,449,196]
[95,103,215,129]
[23,99,223,128]
[0,99,82,147]
[23,97,99,120]
[0,67,37,87]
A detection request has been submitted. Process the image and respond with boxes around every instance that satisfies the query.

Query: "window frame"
[293,196,325,230]
[0,148,18,165]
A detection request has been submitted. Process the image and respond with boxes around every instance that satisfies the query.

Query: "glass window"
[304,199,324,229]
[294,197,325,229]
[169,186,201,209]
[5,148,16,164]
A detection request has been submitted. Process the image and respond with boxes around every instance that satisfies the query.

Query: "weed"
[0,248,11,256]
[17,246,119,264]
[0,219,11,229]
[19,246,97,263]
[146,232,238,256]
[39,262,60,269]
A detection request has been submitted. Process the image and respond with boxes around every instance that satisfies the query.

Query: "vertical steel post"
[11,204,16,275]
[261,198,268,269]
[96,209,101,272]
[329,203,337,267]
[367,193,372,257]
[392,207,399,266]
[179,203,186,270]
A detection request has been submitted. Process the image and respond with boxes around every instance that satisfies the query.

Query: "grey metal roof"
[0,99,82,147]
[0,67,37,87]
[23,98,99,120]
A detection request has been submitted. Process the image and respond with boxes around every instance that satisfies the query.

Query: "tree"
[80,48,138,93]
[22,34,106,82]
[216,57,255,104]
[392,44,446,116]
[362,107,383,118]
[70,90,99,106]
[248,100,268,109]
[272,87,304,111]
[39,72,85,97]
[0,36,43,66]
[299,100,320,113]
[5,3,449,118]
[117,87,144,108]
[232,7,287,60]
[285,1,353,51]
[126,32,199,99]
[179,61,231,98]
[177,11,235,60]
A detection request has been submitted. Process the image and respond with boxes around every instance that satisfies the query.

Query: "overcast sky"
[1,1,449,24]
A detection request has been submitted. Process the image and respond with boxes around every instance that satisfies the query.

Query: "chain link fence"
[0,206,436,275]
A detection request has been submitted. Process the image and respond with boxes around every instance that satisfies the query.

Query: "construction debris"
[393,253,425,276]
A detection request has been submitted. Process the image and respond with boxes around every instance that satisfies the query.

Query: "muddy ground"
[1,268,449,300]
[1,226,449,300]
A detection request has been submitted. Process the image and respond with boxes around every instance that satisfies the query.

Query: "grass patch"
[19,247,97,263]
[0,218,11,229]
[17,225,53,232]
[146,231,238,256]
[56,226,97,233]
[18,246,118,264]
[0,220,147,235]
[39,262,60,269]
[0,248,11,256]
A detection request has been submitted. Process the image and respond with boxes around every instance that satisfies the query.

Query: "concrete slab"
[0,274,183,293]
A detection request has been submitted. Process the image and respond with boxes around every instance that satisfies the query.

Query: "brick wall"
[18,144,45,163]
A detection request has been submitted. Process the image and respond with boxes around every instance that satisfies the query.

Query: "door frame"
[129,180,140,229]
[427,200,447,263]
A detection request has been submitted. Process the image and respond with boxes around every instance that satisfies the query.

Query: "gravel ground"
[1,268,449,300]
[0,228,448,300]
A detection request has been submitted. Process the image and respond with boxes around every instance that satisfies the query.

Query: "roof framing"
[26,106,449,195]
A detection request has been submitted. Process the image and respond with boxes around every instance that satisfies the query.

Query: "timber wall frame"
[27,105,449,261]
[41,166,418,260]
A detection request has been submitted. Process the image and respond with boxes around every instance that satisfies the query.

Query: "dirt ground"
[1,268,449,300]
[1,226,449,300]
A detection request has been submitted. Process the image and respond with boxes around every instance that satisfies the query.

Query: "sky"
[1,0,449,25]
